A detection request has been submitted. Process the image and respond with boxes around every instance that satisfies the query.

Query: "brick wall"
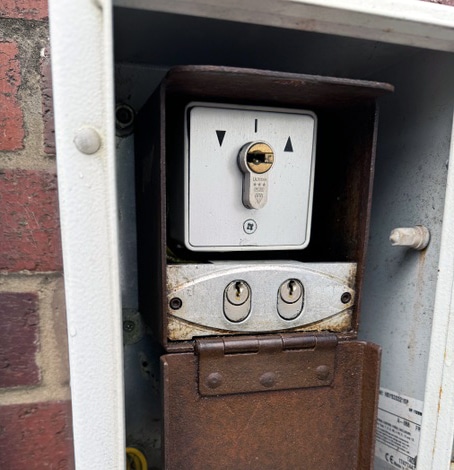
[0,1,74,469]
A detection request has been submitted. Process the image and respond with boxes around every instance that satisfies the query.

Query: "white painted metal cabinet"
[49,0,454,469]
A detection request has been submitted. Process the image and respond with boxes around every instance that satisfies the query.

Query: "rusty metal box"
[135,66,392,350]
[135,66,391,469]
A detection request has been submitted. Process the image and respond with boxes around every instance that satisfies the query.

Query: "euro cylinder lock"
[180,103,317,252]
[238,141,275,209]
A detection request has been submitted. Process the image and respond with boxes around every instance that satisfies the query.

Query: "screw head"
[115,103,135,137]
[123,320,135,332]
[243,219,257,234]
[341,292,352,304]
[169,297,183,310]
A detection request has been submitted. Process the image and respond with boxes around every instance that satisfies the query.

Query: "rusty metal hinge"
[196,333,338,396]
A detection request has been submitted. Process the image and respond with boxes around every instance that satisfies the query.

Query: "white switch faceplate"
[184,102,317,251]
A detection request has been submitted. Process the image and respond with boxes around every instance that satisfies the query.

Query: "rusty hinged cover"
[162,339,381,470]
[196,333,337,396]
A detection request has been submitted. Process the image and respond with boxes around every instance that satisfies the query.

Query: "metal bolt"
[390,225,430,250]
[115,103,135,137]
[225,280,250,306]
[316,365,330,381]
[260,372,276,388]
[169,297,183,310]
[206,372,223,389]
[341,292,352,304]
[243,219,257,234]
[123,320,135,332]
[74,127,101,154]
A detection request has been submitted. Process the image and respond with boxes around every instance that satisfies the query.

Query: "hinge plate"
[196,333,337,396]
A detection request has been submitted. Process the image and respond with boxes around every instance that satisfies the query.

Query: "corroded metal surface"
[162,340,381,470]
[167,310,353,341]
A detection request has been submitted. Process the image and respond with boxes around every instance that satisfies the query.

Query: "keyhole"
[288,280,296,297]
[225,280,251,307]
[235,281,244,298]
[279,279,303,305]
[243,142,275,174]
[247,151,268,166]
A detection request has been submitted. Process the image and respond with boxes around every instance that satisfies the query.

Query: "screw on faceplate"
[243,219,257,234]
[341,292,352,304]
[169,297,183,310]
[123,320,135,332]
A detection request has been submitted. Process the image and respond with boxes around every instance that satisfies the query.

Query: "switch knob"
[238,141,274,210]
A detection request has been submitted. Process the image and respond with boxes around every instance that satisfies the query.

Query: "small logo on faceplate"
[243,219,257,234]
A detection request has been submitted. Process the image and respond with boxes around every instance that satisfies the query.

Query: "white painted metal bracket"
[48,0,125,469]
[113,0,454,52]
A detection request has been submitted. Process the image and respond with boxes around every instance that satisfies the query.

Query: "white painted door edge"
[48,0,125,469]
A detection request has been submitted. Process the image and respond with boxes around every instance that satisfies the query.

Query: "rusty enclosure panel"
[135,66,392,350]
[162,340,381,470]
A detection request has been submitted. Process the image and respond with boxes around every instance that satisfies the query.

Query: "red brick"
[0,170,63,272]
[0,292,40,388]
[0,0,48,20]
[0,401,74,470]
[40,47,55,156]
[0,41,24,151]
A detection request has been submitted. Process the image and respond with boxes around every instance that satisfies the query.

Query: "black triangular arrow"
[284,136,293,152]
[216,130,226,147]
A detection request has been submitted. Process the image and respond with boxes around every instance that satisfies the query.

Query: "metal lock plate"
[167,261,356,340]
[183,103,317,251]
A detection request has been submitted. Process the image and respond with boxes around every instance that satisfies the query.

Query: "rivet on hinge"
[316,365,331,381]
[206,372,223,389]
[259,372,277,388]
